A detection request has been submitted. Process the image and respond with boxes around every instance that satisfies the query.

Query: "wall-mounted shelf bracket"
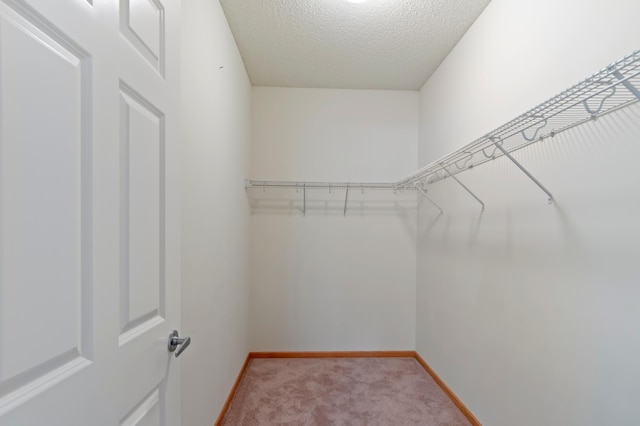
[344,184,349,216]
[303,183,306,215]
[415,184,443,216]
[612,69,640,100]
[492,141,554,205]
[441,164,485,211]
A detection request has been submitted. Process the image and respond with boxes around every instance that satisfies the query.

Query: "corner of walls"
[180,1,252,425]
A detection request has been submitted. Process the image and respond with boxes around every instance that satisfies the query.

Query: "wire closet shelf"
[246,50,640,210]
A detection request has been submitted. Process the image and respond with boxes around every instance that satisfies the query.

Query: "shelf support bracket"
[441,164,485,211]
[415,185,443,216]
[344,185,349,216]
[493,142,554,204]
[612,69,640,100]
[302,183,306,216]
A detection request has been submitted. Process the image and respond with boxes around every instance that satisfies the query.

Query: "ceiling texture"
[219,0,491,90]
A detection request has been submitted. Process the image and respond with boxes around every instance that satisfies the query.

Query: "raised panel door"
[0,0,181,424]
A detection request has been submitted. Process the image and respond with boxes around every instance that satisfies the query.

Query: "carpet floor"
[221,357,471,425]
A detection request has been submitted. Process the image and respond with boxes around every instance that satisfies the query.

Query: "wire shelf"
[397,50,640,188]
[245,180,410,191]
[245,180,422,216]
[247,50,640,211]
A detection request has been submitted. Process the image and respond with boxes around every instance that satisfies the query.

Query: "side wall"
[181,2,251,425]
[416,1,640,425]
[250,87,418,351]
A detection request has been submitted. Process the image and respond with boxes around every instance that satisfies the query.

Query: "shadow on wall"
[416,103,640,424]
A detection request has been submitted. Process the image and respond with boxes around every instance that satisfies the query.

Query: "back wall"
[249,87,418,351]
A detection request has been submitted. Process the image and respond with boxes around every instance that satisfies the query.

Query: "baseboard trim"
[413,352,481,426]
[214,350,481,426]
[213,353,251,426]
[249,350,416,358]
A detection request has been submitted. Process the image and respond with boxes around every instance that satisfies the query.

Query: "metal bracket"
[302,183,306,216]
[583,85,616,115]
[344,185,349,216]
[441,164,485,211]
[521,117,547,142]
[454,152,473,171]
[612,69,640,100]
[482,142,502,159]
[415,184,443,216]
[492,142,553,204]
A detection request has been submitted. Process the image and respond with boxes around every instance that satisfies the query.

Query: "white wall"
[416,1,640,425]
[250,87,418,351]
[180,1,251,425]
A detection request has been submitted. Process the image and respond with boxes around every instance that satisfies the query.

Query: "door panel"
[119,82,165,346]
[0,0,93,412]
[120,0,165,75]
[120,387,162,426]
[0,0,181,424]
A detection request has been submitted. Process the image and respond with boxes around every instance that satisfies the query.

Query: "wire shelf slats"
[247,50,640,210]
[398,50,640,187]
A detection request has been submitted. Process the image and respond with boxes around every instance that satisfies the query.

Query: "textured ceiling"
[219,0,491,90]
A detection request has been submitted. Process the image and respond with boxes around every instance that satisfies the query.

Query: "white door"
[0,0,182,425]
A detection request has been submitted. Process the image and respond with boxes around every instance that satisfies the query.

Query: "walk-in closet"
[184,0,640,424]
[2,0,638,425]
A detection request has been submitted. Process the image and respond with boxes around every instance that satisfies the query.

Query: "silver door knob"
[168,330,191,357]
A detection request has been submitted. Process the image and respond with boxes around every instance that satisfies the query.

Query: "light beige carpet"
[221,357,472,425]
